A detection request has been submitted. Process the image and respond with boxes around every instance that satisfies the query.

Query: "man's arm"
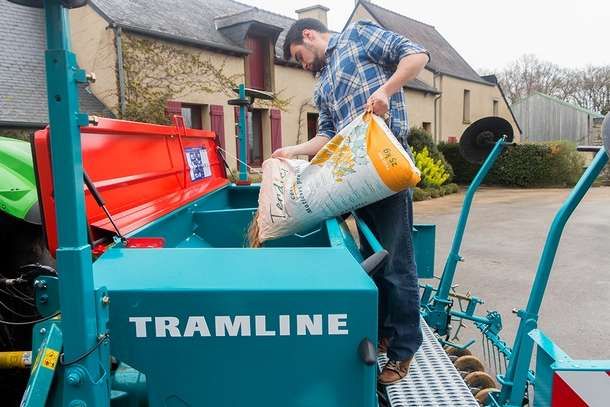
[273,96,335,159]
[355,21,430,115]
[272,135,329,159]
[367,53,429,115]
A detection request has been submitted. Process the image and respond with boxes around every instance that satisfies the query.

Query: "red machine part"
[33,116,229,256]
[552,370,610,406]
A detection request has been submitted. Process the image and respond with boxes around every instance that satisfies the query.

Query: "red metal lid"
[33,116,229,256]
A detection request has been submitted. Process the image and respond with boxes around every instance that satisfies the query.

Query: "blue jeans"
[356,189,423,361]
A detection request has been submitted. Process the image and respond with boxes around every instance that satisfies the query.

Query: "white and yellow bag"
[249,113,420,246]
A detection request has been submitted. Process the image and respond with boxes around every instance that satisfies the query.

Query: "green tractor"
[0,136,55,404]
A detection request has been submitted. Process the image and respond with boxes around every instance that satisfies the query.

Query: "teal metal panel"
[95,248,373,291]
[531,330,555,407]
[94,247,377,407]
[413,224,435,279]
[111,363,147,407]
[21,322,63,407]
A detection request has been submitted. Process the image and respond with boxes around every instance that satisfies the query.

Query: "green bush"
[414,147,451,188]
[409,127,454,183]
[437,142,479,184]
[412,183,459,202]
[444,183,459,194]
[438,141,585,187]
[439,183,459,195]
[412,187,431,201]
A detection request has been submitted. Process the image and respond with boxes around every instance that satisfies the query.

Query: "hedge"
[438,141,585,187]
[413,183,459,202]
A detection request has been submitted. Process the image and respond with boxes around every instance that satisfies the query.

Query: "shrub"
[409,127,454,183]
[428,187,440,199]
[412,187,431,201]
[438,142,479,184]
[444,183,459,194]
[438,141,585,187]
[412,183,459,202]
[414,147,451,188]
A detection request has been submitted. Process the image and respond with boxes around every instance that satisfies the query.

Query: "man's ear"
[302,29,314,41]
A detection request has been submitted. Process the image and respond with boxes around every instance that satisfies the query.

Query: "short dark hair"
[282,18,329,61]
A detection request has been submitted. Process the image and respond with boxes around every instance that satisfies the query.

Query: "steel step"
[378,318,479,407]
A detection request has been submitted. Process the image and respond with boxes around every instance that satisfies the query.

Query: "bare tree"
[486,54,610,115]
[566,65,610,115]
[493,54,567,104]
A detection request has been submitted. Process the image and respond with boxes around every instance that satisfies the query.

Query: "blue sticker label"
[185,147,211,181]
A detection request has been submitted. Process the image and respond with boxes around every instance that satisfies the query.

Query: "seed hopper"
[2,1,609,406]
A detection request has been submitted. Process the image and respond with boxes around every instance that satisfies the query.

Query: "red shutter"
[210,105,225,149]
[165,100,181,118]
[270,109,282,152]
[246,36,266,90]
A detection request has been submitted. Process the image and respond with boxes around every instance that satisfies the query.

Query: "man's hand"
[367,88,390,116]
[271,146,297,159]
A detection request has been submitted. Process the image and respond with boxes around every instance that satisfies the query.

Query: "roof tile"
[0,1,115,125]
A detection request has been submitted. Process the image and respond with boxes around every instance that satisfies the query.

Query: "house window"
[248,109,264,166]
[245,35,272,91]
[307,112,319,160]
[493,100,499,116]
[463,90,471,124]
[422,122,432,133]
[307,113,319,140]
[181,104,203,129]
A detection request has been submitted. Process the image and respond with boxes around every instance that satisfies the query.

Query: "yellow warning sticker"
[41,349,59,370]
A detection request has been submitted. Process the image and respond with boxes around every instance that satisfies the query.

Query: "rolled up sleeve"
[355,21,429,66]
[314,88,336,138]
[317,105,336,138]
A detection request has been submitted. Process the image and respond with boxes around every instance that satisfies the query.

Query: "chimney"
[295,5,330,27]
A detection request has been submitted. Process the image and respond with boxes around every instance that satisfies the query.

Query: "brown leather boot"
[378,357,413,385]
[377,337,390,355]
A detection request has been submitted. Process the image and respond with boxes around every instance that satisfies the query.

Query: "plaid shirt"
[314,21,429,146]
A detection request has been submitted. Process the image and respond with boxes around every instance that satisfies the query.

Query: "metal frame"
[496,147,609,406]
[422,137,507,337]
[38,1,109,404]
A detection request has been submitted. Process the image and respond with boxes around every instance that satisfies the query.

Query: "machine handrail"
[499,147,609,405]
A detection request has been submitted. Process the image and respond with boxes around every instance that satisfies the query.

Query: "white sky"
[245,0,610,72]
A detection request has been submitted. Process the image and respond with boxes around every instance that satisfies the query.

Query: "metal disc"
[454,355,486,374]
[459,117,513,164]
[603,114,610,157]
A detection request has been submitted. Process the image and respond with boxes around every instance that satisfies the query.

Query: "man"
[275,18,429,385]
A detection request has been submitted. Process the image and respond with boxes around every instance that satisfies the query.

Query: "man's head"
[283,18,330,73]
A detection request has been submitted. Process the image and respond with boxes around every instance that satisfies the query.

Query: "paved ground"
[414,186,610,362]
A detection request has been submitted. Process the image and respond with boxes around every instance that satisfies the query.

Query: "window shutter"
[245,36,266,90]
[165,100,181,118]
[270,109,282,152]
[210,105,225,149]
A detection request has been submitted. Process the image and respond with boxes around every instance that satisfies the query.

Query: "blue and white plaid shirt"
[314,21,429,146]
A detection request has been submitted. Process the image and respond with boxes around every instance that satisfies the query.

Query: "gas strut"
[83,170,127,242]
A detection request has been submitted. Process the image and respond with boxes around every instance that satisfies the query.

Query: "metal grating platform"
[378,318,478,407]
